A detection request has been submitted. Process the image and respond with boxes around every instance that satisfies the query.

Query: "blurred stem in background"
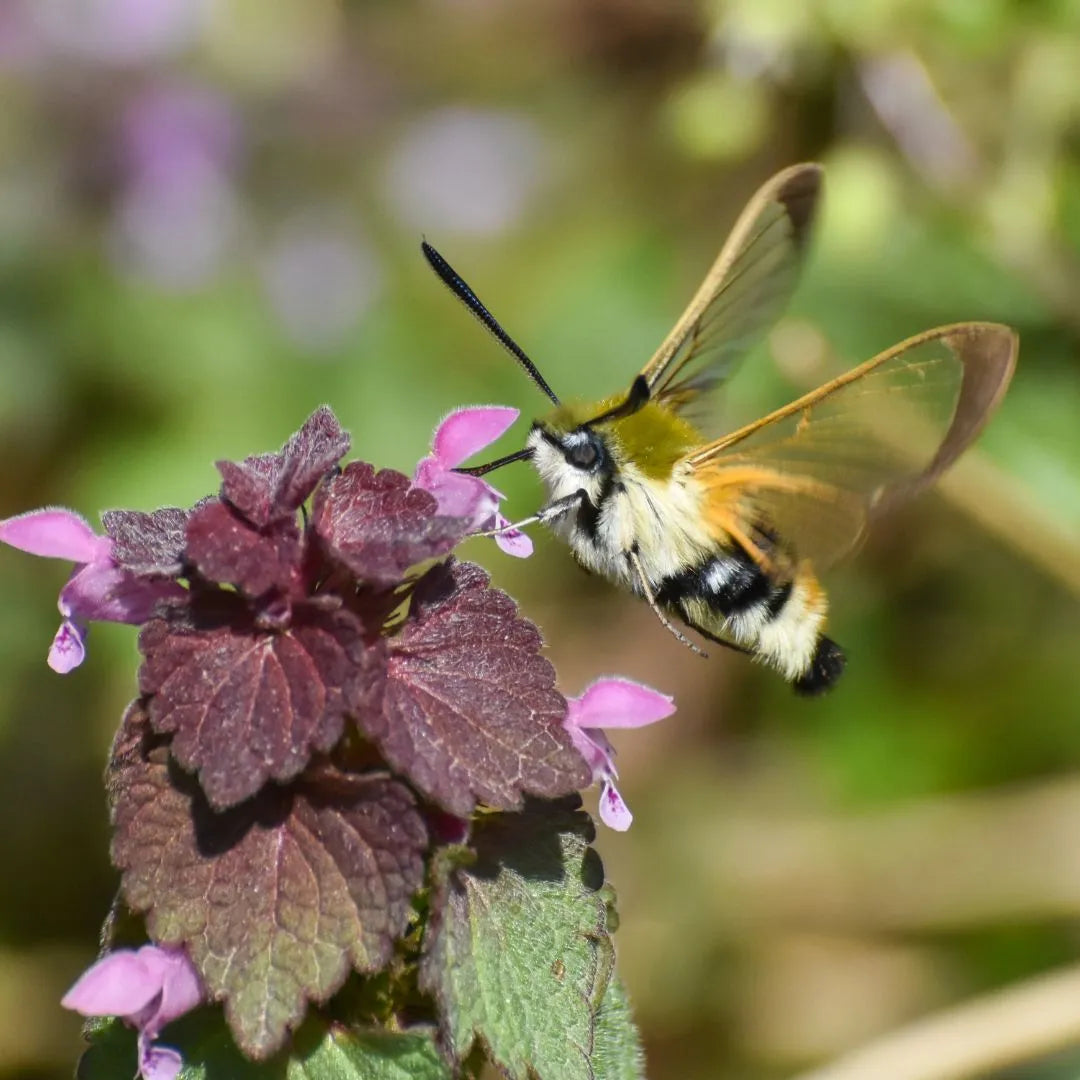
[793,961,1080,1080]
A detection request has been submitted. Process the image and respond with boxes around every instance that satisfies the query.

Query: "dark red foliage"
[217,405,350,527]
[102,505,196,577]
[94,406,593,1058]
[312,462,466,586]
[184,498,302,599]
[139,602,384,810]
[109,703,427,1058]
[366,560,590,817]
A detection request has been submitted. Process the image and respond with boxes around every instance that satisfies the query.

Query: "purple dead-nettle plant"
[3,405,661,1079]
[413,405,533,556]
[62,945,203,1080]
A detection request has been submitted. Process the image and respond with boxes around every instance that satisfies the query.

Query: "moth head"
[527,417,611,485]
[528,375,648,469]
[529,378,700,487]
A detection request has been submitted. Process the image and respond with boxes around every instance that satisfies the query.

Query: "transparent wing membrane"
[687,324,1018,568]
[641,163,822,430]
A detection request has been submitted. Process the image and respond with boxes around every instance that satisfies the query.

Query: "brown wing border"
[640,162,823,394]
[684,322,1018,570]
[688,322,1017,479]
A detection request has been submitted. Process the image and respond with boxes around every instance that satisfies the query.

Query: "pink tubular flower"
[0,508,183,673]
[62,945,203,1080]
[413,406,533,558]
[565,678,676,831]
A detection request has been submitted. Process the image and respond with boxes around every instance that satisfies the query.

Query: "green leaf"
[78,1011,452,1080]
[592,978,646,1080]
[293,1026,452,1080]
[420,798,615,1080]
[77,1012,269,1080]
[77,1017,140,1080]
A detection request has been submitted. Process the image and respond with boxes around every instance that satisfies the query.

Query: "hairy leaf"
[311,463,463,586]
[592,979,645,1080]
[78,1012,452,1080]
[109,704,428,1060]
[370,561,589,816]
[102,506,195,577]
[420,799,613,1080]
[292,1026,452,1080]
[139,604,383,809]
[75,1018,142,1080]
[184,498,302,598]
[218,406,351,528]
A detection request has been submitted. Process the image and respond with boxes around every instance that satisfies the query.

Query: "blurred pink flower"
[0,0,41,70]
[413,407,533,558]
[30,0,201,65]
[121,84,240,182]
[63,945,202,1080]
[261,211,382,352]
[0,508,183,672]
[384,107,548,236]
[112,83,242,289]
[564,678,676,831]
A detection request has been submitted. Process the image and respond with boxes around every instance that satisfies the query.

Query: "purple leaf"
[109,703,427,1060]
[217,406,350,527]
[215,456,278,526]
[274,406,352,508]
[102,507,196,577]
[184,498,302,598]
[312,462,465,586]
[138,603,384,809]
[366,560,590,817]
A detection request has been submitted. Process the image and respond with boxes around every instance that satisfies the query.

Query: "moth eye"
[566,439,598,470]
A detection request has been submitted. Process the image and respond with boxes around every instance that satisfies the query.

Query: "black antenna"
[422,242,561,406]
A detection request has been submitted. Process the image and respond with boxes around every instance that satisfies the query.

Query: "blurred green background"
[1,1,1079,1078]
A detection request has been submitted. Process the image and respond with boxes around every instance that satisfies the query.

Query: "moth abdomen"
[658,547,837,690]
[656,549,778,616]
[792,636,846,695]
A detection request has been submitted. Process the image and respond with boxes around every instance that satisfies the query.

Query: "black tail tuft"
[793,636,846,696]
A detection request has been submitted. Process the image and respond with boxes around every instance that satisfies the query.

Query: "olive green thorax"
[538,395,702,480]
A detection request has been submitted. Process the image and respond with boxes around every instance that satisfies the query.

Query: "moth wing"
[684,323,1018,570]
[640,163,822,431]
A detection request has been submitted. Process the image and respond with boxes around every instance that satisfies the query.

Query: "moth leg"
[627,549,708,658]
[476,489,587,537]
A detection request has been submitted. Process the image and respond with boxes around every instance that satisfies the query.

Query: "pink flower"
[62,945,203,1080]
[565,678,676,831]
[413,407,533,558]
[0,508,183,672]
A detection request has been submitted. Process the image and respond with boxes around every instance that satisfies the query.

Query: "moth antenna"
[422,242,561,406]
